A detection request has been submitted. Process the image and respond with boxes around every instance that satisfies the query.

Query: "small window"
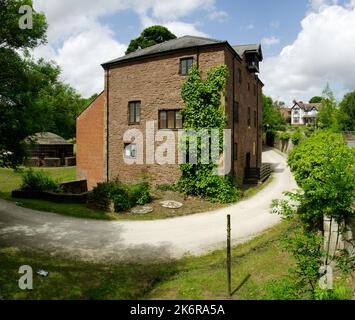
[159,110,183,129]
[254,110,257,127]
[233,143,238,161]
[124,143,137,158]
[128,101,141,124]
[248,83,250,91]
[233,101,239,123]
[253,84,257,96]
[236,68,242,83]
[248,107,251,127]
[180,58,193,75]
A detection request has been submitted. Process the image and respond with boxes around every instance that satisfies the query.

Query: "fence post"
[227,214,231,297]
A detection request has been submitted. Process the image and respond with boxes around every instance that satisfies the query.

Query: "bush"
[21,169,62,192]
[291,130,303,145]
[89,181,152,212]
[277,132,291,141]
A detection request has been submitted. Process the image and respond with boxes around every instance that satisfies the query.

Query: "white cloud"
[207,10,229,22]
[309,0,338,11]
[261,36,280,46]
[32,0,215,97]
[261,2,355,104]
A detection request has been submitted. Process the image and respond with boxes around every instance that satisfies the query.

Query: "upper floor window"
[254,110,257,127]
[248,107,251,127]
[233,101,239,123]
[236,68,242,84]
[159,110,183,129]
[180,58,193,75]
[253,84,257,96]
[128,101,141,124]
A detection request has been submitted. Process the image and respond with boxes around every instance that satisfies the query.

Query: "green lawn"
[0,167,272,221]
[0,222,296,300]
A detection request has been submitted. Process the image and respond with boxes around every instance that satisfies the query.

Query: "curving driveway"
[0,148,297,262]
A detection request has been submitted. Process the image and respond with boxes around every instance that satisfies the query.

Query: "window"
[159,110,183,129]
[248,83,250,91]
[248,107,251,127]
[254,84,257,96]
[233,143,238,161]
[236,68,242,83]
[233,101,239,123]
[124,143,137,158]
[128,101,141,124]
[293,117,300,124]
[180,58,193,75]
[254,110,257,127]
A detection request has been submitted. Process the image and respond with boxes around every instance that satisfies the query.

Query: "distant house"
[291,100,322,126]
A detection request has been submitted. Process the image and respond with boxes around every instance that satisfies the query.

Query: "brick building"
[77,36,264,190]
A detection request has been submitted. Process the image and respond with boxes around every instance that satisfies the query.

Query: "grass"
[0,167,273,221]
[0,221,297,300]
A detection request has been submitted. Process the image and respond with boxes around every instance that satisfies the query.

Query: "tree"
[177,65,240,203]
[262,95,286,133]
[0,0,48,168]
[309,96,322,103]
[126,25,176,54]
[337,91,355,132]
[317,84,338,131]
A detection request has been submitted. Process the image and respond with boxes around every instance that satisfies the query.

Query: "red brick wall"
[224,48,263,185]
[106,47,226,184]
[76,92,106,190]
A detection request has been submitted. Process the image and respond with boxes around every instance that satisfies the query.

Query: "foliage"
[262,95,286,133]
[0,2,94,168]
[277,132,291,141]
[317,84,338,131]
[309,96,322,103]
[314,278,353,300]
[272,130,354,298]
[287,130,354,227]
[21,169,62,192]
[126,25,176,54]
[89,181,152,212]
[177,64,240,203]
[291,129,303,145]
[0,0,47,50]
[155,183,177,192]
[337,90,355,132]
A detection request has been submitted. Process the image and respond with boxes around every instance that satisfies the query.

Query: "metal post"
[227,214,231,297]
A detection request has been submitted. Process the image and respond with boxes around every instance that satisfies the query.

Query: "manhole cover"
[130,206,153,215]
[160,200,183,209]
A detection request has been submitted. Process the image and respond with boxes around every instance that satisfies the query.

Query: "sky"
[32,0,355,105]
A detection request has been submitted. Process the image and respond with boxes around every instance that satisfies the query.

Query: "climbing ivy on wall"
[177,65,240,203]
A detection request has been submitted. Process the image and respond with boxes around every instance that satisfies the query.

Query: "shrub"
[21,169,62,192]
[291,130,303,146]
[89,181,152,212]
[277,132,291,141]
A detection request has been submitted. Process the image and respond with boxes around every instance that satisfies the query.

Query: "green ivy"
[177,65,240,203]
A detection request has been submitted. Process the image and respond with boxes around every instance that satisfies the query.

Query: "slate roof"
[26,132,72,145]
[292,101,322,111]
[232,44,263,59]
[102,35,227,67]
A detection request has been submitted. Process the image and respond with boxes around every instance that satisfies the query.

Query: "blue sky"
[33,0,355,104]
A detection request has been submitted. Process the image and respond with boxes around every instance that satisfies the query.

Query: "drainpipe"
[106,69,110,182]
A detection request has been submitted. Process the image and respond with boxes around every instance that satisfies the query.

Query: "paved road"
[0,148,297,262]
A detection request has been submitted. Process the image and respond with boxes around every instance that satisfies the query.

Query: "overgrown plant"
[272,130,354,298]
[89,180,152,213]
[177,65,240,203]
